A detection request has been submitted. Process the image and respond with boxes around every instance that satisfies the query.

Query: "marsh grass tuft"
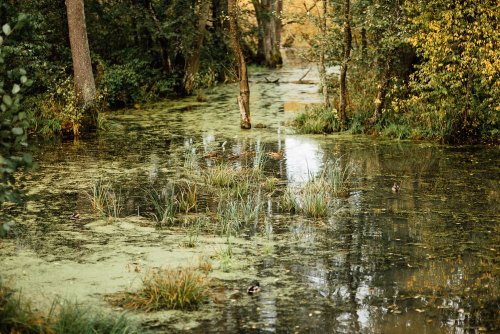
[253,143,267,171]
[280,187,300,213]
[146,185,176,227]
[205,163,240,188]
[321,158,353,194]
[87,178,110,214]
[87,179,123,221]
[300,182,330,218]
[105,188,123,221]
[109,267,210,312]
[176,181,198,213]
[197,256,213,274]
[216,244,234,272]
[215,191,262,236]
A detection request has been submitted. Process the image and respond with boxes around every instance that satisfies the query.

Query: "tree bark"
[252,0,282,68]
[361,27,367,58]
[183,0,211,94]
[228,0,251,129]
[65,0,97,129]
[338,0,351,129]
[371,57,392,123]
[319,0,329,109]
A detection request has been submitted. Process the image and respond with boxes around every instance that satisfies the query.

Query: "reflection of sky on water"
[284,136,323,184]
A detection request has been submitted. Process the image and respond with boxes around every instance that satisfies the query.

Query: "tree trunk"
[319,0,329,109]
[65,0,97,130]
[228,0,251,129]
[371,57,392,123]
[252,0,282,68]
[183,0,211,94]
[361,27,367,58]
[338,0,351,129]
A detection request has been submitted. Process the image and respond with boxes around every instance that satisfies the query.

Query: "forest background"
[1,0,498,146]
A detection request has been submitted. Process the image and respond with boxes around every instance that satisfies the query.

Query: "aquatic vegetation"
[253,143,267,171]
[87,179,123,220]
[216,244,234,273]
[216,199,241,237]
[0,280,135,333]
[176,181,198,213]
[300,182,330,218]
[261,177,280,192]
[183,223,200,248]
[204,163,241,188]
[105,188,123,221]
[321,158,353,194]
[109,267,210,311]
[280,187,300,213]
[183,143,199,170]
[215,191,262,236]
[197,256,213,274]
[239,192,262,225]
[146,185,176,227]
[87,178,110,215]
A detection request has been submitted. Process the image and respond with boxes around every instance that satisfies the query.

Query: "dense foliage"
[0,20,35,236]
[299,0,498,143]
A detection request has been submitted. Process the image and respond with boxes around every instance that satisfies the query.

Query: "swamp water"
[1,65,499,333]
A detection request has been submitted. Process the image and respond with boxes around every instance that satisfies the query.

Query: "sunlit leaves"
[2,24,12,36]
[404,0,499,142]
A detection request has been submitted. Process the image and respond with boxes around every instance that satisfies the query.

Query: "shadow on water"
[1,62,499,333]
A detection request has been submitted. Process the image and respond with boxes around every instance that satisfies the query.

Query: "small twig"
[298,68,312,82]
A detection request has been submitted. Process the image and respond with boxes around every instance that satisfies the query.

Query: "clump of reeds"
[204,164,236,188]
[86,179,123,222]
[300,181,330,218]
[279,159,353,218]
[146,185,176,227]
[176,181,198,213]
[216,244,234,273]
[109,267,210,312]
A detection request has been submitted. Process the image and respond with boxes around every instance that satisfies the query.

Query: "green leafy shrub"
[293,105,340,134]
[102,63,143,107]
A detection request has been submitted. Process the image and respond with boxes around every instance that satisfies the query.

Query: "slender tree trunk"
[183,0,211,94]
[228,0,251,129]
[319,0,329,109]
[65,0,97,130]
[371,57,392,123]
[361,27,367,58]
[338,0,351,129]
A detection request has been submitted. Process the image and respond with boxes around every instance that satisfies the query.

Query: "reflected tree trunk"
[339,0,351,129]
[65,0,97,132]
[183,0,211,94]
[252,0,283,68]
[228,0,251,129]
